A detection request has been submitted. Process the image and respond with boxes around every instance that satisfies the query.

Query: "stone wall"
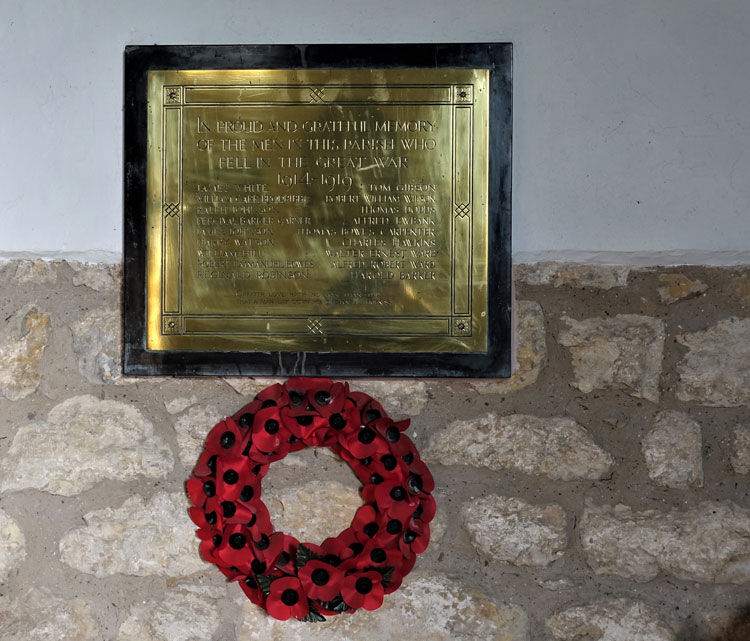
[0,258,749,641]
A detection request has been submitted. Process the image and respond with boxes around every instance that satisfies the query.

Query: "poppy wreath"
[186,377,436,622]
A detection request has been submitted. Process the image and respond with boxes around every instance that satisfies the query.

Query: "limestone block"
[547,599,674,641]
[515,262,630,290]
[581,500,750,583]
[13,259,58,284]
[657,273,707,304]
[164,395,199,415]
[559,314,665,402]
[0,587,100,641]
[461,495,568,566]
[70,308,122,384]
[71,262,120,291]
[265,480,363,544]
[0,304,51,401]
[676,318,750,406]
[172,405,225,467]
[642,410,703,488]
[59,491,208,577]
[472,300,546,394]
[425,413,613,481]
[731,426,750,474]
[0,395,173,496]
[350,380,429,416]
[116,586,222,641]
[236,572,529,641]
[0,508,26,582]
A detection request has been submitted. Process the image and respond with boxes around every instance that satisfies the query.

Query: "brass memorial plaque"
[124,44,512,377]
[147,69,489,353]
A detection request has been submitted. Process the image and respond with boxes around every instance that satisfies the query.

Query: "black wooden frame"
[123,43,512,377]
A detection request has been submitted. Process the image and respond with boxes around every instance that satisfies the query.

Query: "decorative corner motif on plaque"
[163,202,181,218]
[307,318,324,335]
[164,86,182,104]
[454,203,471,219]
[454,85,473,103]
[309,87,325,103]
[163,316,181,334]
[452,317,472,336]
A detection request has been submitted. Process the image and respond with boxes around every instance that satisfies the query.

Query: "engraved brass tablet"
[147,68,489,353]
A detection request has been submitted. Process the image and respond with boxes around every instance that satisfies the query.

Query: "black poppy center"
[264,419,279,434]
[385,426,401,442]
[408,475,423,493]
[220,431,235,448]
[370,473,384,485]
[289,390,304,406]
[403,530,417,543]
[401,452,414,465]
[381,454,397,471]
[256,534,270,550]
[229,533,246,549]
[205,511,217,525]
[203,480,216,497]
[296,415,314,426]
[370,548,386,563]
[251,559,266,574]
[358,428,376,444]
[207,455,217,473]
[212,534,222,547]
[223,469,239,485]
[363,522,379,538]
[276,551,290,566]
[387,519,403,534]
[364,409,381,423]
[281,588,299,606]
[238,413,253,429]
[329,413,346,430]
[261,399,277,408]
[323,554,341,566]
[244,575,258,589]
[246,513,257,527]
[359,456,373,466]
[240,485,254,501]
[349,542,364,555]
[315,390,332,405]
[221,501,236,518]
[355,577,373,594]
[390,486,407,501]
[311,568,330,585]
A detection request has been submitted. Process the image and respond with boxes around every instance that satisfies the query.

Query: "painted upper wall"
[1,0,749,263]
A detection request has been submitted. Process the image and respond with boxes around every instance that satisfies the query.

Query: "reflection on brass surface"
[147,69,489,353]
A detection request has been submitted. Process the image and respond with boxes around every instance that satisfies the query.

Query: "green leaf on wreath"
[379,566,395,589]
[296,543,323,568]
[256,574,276,595]
[300,600,326,623]
[320,595,349,614]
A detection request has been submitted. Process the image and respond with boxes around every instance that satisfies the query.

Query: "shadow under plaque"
[123,43,512,377]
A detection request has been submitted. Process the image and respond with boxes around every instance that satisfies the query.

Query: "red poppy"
[256,382,290,408]
[406,459,435,494]
[341,571,385,610]
[265,577,310,620]
[239,574,265,606]
[298,560,344,601]
[270,533,298,575]
[373,481,419,521]
[399,521,430,556]
[204,418,247,458]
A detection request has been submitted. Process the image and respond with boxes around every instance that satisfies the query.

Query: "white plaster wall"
[1,0,749,264]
